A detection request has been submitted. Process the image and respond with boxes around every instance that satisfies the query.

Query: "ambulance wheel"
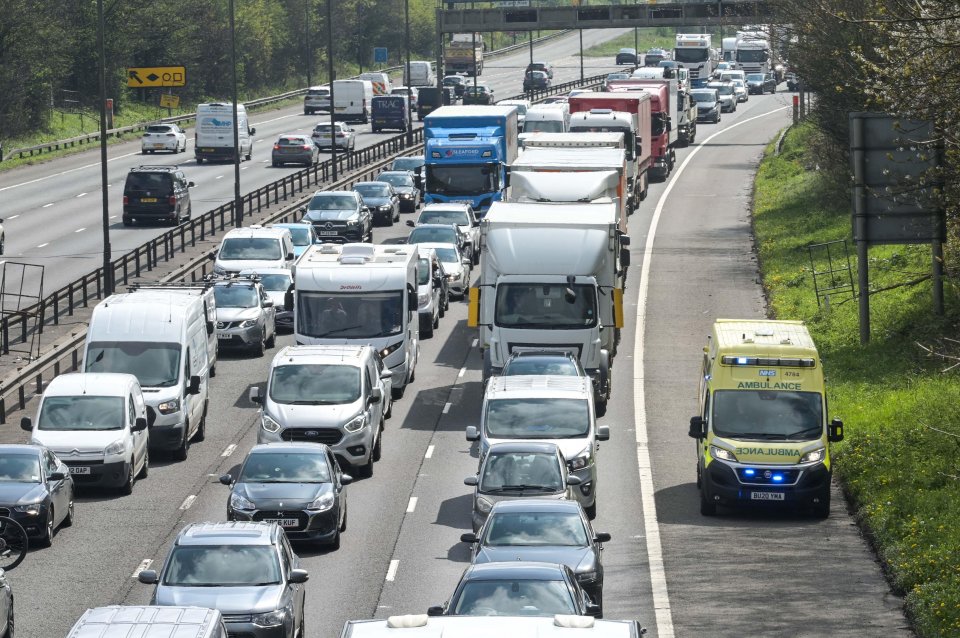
[699,488,716,516]
[812,489,831,519]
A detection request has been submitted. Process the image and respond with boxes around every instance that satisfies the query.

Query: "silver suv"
[137,522,307,638]
[251,345,393,478]
[213,276,277,357]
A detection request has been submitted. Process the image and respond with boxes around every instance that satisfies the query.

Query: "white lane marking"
[179,494,197,510]
[0,261,5,266]
[0,148,139,193]
[76,192,88,198]
[36,243,49,248]
[241,166,250,171]
[472,338,478,348]
[458,367,467,378]
[633,105,788,638]
[109,215,117,219]
[221,444,237,457]
[216,175,224,179]
[8,215,19,219]
[425,445,435,459]
[75,227,86,233]
[442,402,451,414]
[42,203,53,208]
[254,113,299,126]
[406,497,418,513]
[131,558,153,578]
[385,559,400,582]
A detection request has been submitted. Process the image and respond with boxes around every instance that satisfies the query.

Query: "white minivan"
[332,79,375,123]
[195,103,256,163]
[213,225,296,276]
[24,373,150,494]
[84,292,210,460]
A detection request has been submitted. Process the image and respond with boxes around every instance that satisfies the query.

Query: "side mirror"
[465,426,479,442]
[340,474,353,486]
[689,416,705,439]
[219,474,233,485]
[620,235,630,247]
[187,375,202,396]
[249,386,262,404]
[460,532,479,543]
[620,247,631,269]
[406,220,415,227]
[427,606,445,617]
[263,299,274,308]
[188,181,196,188]
[19,416,32,432]
[48,472,66,481]
[566,475,583,486]
[299,206,307,214]
[284,289,295,312]
[464,475,478,486]
[596,425,610,441]
[288,568,309,584]
[208,252,217,261]
[380,369,394,380]
[369,387,383,403]
[206,320,215,336]
[829,418,844,442]
[133,417,148,432]
[595,532,612,543]
[286,252,295,261]
[249,127,257,135]
[137,570,159,585]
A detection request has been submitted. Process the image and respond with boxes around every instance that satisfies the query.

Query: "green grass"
[753,122,960,637]
[579,28,675,58]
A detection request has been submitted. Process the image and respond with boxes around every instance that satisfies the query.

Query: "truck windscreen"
[297,291,404,339]
[426,164,500,195]
[736,49,769,63]
[494,283,598,330]
[712,390,823,441]
[674,48,708,64]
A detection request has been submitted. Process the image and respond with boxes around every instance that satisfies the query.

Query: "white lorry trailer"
[468,202,627,414]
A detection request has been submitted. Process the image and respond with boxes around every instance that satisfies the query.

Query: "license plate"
[751,491,784,501]
[217,334,233,340]
[264,518,299,528]
[140,197,157,203]
[319,230,339,236]
[202,148,215,152]
[335,107,346,111]
[69,466,91,475]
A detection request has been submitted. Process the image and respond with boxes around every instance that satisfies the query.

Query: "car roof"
[486,441,561,455]
[0,444,42,456]
[354,181,391,188]
[248,442,332,456]
[222,226,290,240]
[464,562,567,581]
[378,171,412,178]
[312,190,359,197]
[129,165,179,174]
[486,375,591,399]
[422,203,470,212]
[46,372,138,396]
[273,344,369,366]
[411,223,458,231]
[175,521,278,546]
[489,499,585,515]
[238,267,291,277]
[504,352,580,366]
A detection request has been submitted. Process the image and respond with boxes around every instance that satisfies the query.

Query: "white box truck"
[195,103,255,163]
[468,202,627,414]
[291,243,420,398]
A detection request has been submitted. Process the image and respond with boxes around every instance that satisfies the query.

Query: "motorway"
[0,28,630,304]
[1,32,912,638]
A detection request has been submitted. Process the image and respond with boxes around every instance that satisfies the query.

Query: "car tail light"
[166,133,175,137]
[274,144,281,150]
[303,145,312,150]
[123,195,129,205]
[336,132,345,137]
[168,196,177,206]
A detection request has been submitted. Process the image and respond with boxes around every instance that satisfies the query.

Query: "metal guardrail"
[0,72,606,423]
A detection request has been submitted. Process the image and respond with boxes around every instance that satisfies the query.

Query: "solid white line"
[241,166,250,170]
[221,444,237,457]
[216,175,224,179]
[632,105,788,638]
[458,367,467,378]
[442,402,451,414]
[425,445,435,459]
[385,559,400,582]
[36,243,48,248]
[472,338,478,348]
[76,192,87,198]
[42,203,53,208]
[74,227,86,233]
[179,495,197,510]
[131,558,153,578]
[406,497,418,513]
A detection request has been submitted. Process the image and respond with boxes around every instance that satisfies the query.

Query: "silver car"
[414,203,480,265]
[706,82,738,112]
[312,122,356,152]
[272,134,319,167]
[416,248,448,339]
[213,277,277,356]
[138,522,307,638]
[239,268,293,332]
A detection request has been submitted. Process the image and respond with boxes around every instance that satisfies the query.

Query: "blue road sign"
[374,47,388,63]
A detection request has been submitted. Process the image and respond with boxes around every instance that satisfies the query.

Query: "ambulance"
[688,319,844,518]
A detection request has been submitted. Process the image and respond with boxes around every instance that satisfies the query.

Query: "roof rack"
[130,165,179,171]
[205,272,261,285]
[128,280,215,292]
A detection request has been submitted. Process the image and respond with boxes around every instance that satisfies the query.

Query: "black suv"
[122,165,193,226]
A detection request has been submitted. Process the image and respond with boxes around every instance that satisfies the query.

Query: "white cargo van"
[83,292,210,460]
[341,615,646,638]
[24,372,150,493]
[67,606,229,638]
[359,72,393,96]
[333,79,375,123]
[404,61,435,87]
[195,103,256,163]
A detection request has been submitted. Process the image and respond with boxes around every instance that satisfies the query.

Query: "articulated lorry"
[735,31,772,75]
[423,105,519,217]
[445,33,484,76]
[468,202,627,414]
[674,33,715,87]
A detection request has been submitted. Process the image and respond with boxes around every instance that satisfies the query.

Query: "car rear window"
[307,89,330,96]
[278,137,308,145]
[125,172,172,193]
[146,125,173,134]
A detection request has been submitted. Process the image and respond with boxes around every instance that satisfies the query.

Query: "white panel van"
[195,103,256,163]
[333,80,375,123]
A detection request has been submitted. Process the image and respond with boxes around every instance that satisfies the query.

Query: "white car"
[141,124,187,154]
[416,242,471,298]
[312,121,357,152]
[730,79,749,103]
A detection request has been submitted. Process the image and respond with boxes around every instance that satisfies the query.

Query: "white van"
[195,103,256,163]
[67,606,229,638]
[404,61,435,87]
[213,225,296,276]
[24,373,150,493]
[518,103,571,147]
[359,72,393,96]
[83,292,210,460]
[333,79,375,123]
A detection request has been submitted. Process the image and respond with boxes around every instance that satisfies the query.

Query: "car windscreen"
[308,194,357,210]
[378,173,413,187]
[392,158,424,172]
[85,342,181,388]
[38,396,125,431]
[485,398,590,439]
[297,291,404,339]
[408,227,457,245]
[162,545,281,586]
[258,273,293,292]
[434,247,459,264]
[480,452,564,493]
[452,578,574,616]
[0,453,41,483]
[483,511,588,547]
[268,363,360,405]
[214,285,259,308]
[523,120,564,133]
[125,172,172,194]
[239,451,331,483]
[419,210,468,226]
[746,74,764,81]
[691,91,717,103]
[712,390,824,441]
[355,184,391,198]
[278,226,312,246]
[494,283,598,330]
[503,357,579,377]
[709,84,734,95]
[219,238,282,261]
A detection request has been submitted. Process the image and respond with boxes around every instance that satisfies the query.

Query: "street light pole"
[327,0,337,181]
[405,0,413,146]
[229,0,242,228]
[97,0,112,295]
[305,0,312,87]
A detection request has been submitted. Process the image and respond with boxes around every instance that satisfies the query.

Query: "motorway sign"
[159,94,180,109]
[127,66,186,88]
[374,47,388,63]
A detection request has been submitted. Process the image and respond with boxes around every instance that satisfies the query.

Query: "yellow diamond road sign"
[160,94,180,109]
[127,66,186,88]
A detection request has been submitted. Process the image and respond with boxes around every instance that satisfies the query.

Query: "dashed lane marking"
[36,243,48,248]
[221,444,237,457]
[179,495,196,510]
[76,192,88,198]
[442,402,451,414]
[406,497,418,513]
[131,558,153,578]
[458,367,466,378]
[385,559,399,582]
[75,228,85,233]
[42,203,53,208]
[425,445,434,459]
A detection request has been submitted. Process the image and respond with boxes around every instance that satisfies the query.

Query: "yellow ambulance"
[688,319,844,518]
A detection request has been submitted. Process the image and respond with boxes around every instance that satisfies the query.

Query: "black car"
[746,72,777,94]
[786,72,801,92]
[463,85,494,105]
[220,442,351,548]
[443,75,468,98]
[300,190,372,243]
[377,171,421,212]
[122,165,193,227]
[523,70,551,92]
[0,444,75,547]
[428,562,600,618]
[461,499,611,613]
[391,155,425,191]
[615,47,637,65]
[644,48,668,66]
[353,181,400,226]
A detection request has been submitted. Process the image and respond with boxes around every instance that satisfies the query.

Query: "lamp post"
[327,0,337,181]
[305,0,312,87]
[229,0,242,228]
[405,0,413,146]
[97,0,112,294]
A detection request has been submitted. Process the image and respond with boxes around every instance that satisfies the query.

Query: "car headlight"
[576,571,599,585]
[309,491,335,511]
[379,204,393,211]
[346,217,360,226]
[476,496,493,514]
[230,492,256,511]
[157,399,180,414]
[800,447,826,464]
[13,503,42,515]
[568,448,592,472]
[104,440,126,457]
[418,293,429,306]
[343,414,366,433]
[239,319,257,328]
[252,610,286,627]
[400,193,412,199]
[261,413,282,433]
[380,342,402,359]
[710,445,738,463]
[446,273,459,282]
[213,265,226,275]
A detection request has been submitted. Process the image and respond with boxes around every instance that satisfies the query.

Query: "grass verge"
[580,28,674,58]
[753,122,960,637]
